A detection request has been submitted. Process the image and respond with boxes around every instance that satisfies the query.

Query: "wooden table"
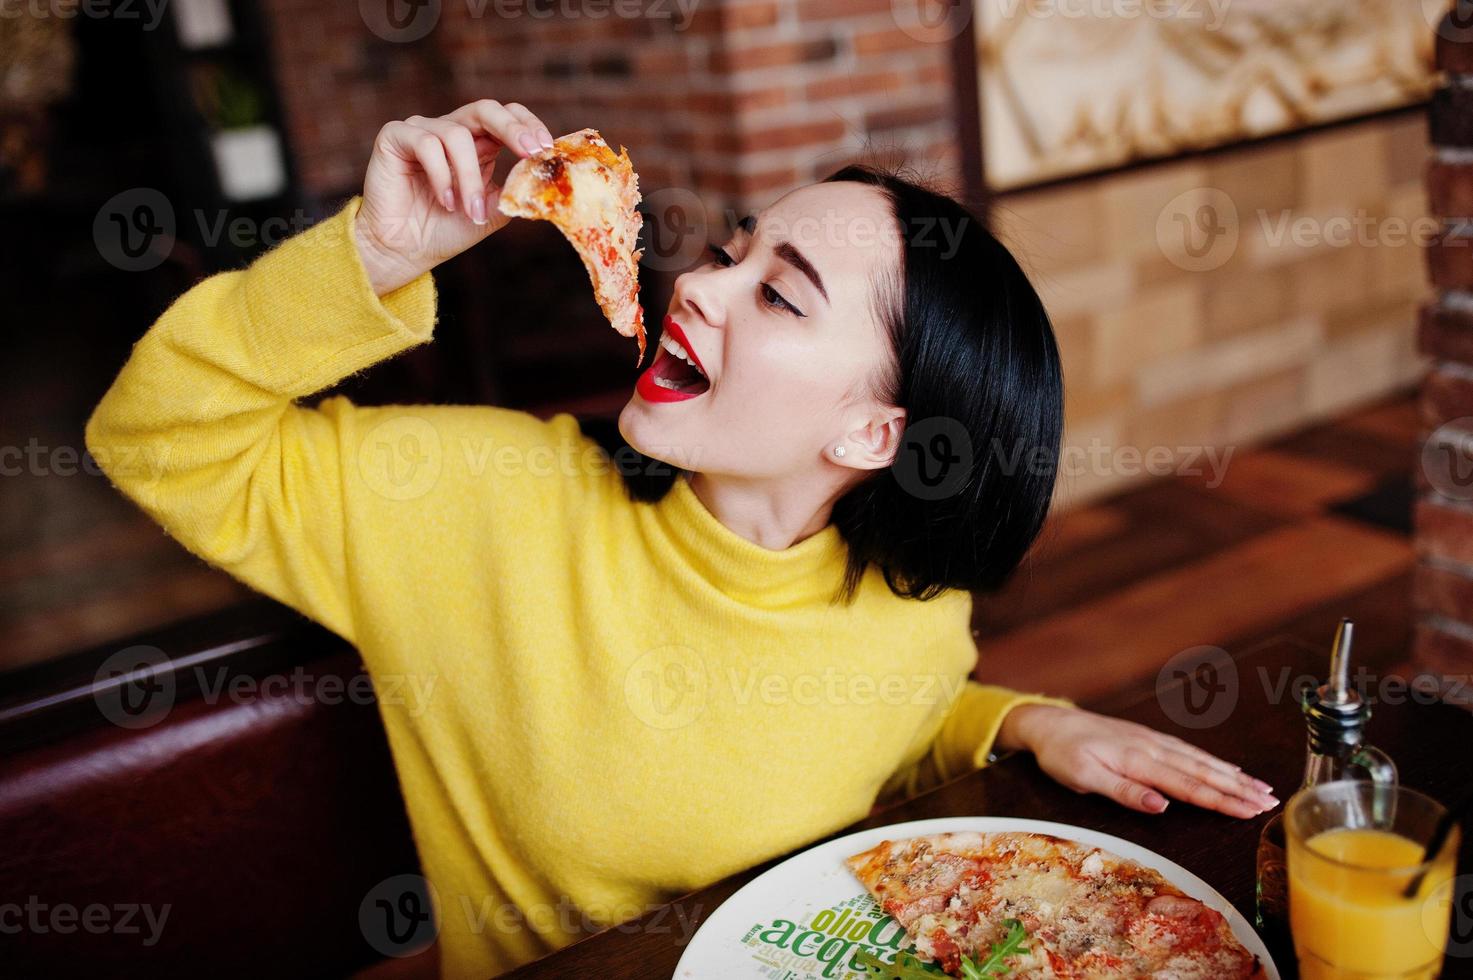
[505,635,1473,979]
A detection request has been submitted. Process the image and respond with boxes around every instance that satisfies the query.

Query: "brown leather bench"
[0,599,425,977]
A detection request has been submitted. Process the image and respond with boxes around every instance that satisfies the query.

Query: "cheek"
[723,341,851,418]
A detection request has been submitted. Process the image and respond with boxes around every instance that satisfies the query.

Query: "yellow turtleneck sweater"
[85,196,1072,977]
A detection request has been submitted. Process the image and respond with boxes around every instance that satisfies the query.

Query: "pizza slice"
[846,831,1263,979]
[496,127,647,365]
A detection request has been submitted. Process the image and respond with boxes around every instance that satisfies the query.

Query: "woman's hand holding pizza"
[997,704,1281,819]
[353,100,557,295]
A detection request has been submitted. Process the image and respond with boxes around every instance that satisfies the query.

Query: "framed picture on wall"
[976,0,1450,190]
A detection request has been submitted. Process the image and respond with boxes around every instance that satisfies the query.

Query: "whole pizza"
[845,832,1264,979]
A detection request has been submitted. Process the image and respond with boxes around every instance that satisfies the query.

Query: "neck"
[687,469,849,551]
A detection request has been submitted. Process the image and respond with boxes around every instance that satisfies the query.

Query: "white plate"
[674,816,1280,979]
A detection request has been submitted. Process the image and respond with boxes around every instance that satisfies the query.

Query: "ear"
[833,406,907,471]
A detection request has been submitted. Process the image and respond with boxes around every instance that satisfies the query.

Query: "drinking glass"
[1286,780,1460,980]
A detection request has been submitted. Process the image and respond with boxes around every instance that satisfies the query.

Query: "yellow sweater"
[85,196,1072,977]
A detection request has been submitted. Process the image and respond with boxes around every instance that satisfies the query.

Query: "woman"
[86,100,1278,977]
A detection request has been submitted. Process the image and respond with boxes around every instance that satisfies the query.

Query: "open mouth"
[635,327,712,404]
[649,334,710,394]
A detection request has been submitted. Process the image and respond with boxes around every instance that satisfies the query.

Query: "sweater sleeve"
[877,681,1076,804]
[83,196,437,647]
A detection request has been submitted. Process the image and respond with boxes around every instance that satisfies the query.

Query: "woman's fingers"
[406,115,486,223]
[377,121,453,207]
[1119,749,1271,819]
[1069,755,1171,814]
[449,99,546,158]
[1152,731,1246,777]
[1149,731,1278,797]
[1029,709,1283,819]
[500,101,555,150]
[403,99,559,220]
[369,100,556,223]
[1157,746,1279,811]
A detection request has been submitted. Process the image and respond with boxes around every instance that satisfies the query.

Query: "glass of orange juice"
[1286,780,1460,979]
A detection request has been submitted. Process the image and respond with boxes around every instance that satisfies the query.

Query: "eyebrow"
[736,213,830,306]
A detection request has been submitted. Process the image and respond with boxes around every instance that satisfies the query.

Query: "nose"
[672,265,725,331]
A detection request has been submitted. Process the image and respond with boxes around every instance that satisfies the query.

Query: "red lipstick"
[635,316,710,403]
[661,318,706,376]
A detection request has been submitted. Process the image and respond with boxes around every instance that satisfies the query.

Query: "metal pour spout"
[1303,617,1370,755]
[1324,617,1354,707]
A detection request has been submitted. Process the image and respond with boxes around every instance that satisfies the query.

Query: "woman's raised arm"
[84,101,560,644]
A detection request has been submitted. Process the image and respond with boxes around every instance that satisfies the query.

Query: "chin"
[617,401,664,459]
[618,402,702,474]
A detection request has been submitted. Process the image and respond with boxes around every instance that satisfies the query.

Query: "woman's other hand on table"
[998,704,1280,819]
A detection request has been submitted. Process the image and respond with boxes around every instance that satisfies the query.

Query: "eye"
[761,283,805,318]
[706,241,806,318]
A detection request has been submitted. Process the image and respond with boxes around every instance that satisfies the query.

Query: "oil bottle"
[1253,618,1397,951]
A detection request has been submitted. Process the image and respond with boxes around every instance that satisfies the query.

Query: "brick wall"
[1415,14,1473,693]
[260,0,965,215]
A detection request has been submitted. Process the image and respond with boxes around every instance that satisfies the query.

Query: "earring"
[833,445,846,457]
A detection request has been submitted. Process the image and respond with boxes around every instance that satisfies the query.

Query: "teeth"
[659,334,705,377]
